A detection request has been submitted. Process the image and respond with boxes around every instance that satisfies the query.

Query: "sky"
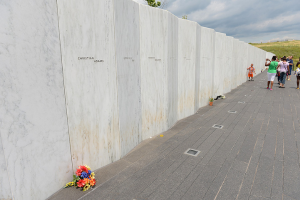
[133,0,300,43]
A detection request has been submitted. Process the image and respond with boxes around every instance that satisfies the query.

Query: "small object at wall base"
[209,102,213,106]
[160,135,164,137]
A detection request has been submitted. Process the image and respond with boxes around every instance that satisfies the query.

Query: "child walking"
[247,64,256,81]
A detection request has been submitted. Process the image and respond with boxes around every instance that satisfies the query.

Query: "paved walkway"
[49,71,300,200]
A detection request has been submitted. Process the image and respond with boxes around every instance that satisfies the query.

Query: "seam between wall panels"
[55,0,74,173]
[212,31,215,98]
[195,25,199,113]
[138,3,142,143]
[194,26,197,112]
[137,2,141,145]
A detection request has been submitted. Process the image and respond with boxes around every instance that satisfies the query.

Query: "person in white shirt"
[277,56,289,88]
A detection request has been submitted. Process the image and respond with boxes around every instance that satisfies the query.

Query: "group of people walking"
[265,56,300,91]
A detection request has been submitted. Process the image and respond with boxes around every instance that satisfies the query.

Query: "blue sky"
[133,0,300,43]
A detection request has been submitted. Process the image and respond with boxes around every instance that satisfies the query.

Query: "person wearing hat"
[278,56,289,88]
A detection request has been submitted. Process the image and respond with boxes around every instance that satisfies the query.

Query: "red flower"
[77,179,86,188]
[76,168,82,176]
[80,165,88,173]
[90,178,96,186]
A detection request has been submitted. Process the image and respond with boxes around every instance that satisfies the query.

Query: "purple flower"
[80,172,88,178]
[88,170,91,176]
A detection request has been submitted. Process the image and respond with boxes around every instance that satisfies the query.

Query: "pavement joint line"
[204,127,251,199]
[270,120,279,199]
[119,124,218,199]
[183,100,255,199]
[213,97,266,199]
[168,112,248,199]
[239,132,267,200]
[236,122,268,199]
[142,125,225,199]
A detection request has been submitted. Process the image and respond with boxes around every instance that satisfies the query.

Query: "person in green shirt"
[265,56,278,91]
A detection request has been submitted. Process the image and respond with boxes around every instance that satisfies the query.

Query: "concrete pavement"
[49,71,300,200]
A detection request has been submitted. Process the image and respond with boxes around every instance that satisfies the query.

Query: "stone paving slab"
[48,71,300,200]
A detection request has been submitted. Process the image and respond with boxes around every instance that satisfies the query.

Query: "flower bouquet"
[65,165,96,191]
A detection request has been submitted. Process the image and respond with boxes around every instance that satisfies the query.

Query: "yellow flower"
[91,172,95,179]
[83,184,90,191]
[85,165,91,170]
[65,182,75,188]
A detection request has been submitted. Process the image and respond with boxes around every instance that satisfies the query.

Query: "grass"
[250,40,300,63]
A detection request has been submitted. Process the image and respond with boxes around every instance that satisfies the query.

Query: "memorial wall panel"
[214,32,226,96]
[178,19,197,120]
[247,45,255,78]
[139,5,169,139]
[232,38,240,88]
[224,36,233,93]
[195,24,201,111]
[199,27,215,107]
[0,1,72,199]
[57,0,121,170]
[114,0,142,157]
[240,41,252,83]
[167,12,179,127]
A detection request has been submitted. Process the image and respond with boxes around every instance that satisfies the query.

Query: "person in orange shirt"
[247,64,256,81]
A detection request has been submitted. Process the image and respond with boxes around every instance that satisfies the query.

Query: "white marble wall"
[241,41,249,83]
[214,32,226,96]
[261,50,267,72]
[194,24,201,112]
[166,12,179,128]
[139,5,169,140]
[0,1,73,200]
[57,0,121,171]
[114,0,142,157]
[233,39,239,86]
[252,45,263,77]
[247,45,254,78]
[266,52,275,60]
[199,27,215,107]
[177,19,197,120]
[232,38,239,88]
[253,47,260,75]
[224,36,234,93]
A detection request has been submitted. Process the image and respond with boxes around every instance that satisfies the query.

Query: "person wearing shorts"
[247,64,255,81]
[265,56,278,91]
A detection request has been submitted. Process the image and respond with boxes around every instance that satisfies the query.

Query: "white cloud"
[132,0,300,42]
